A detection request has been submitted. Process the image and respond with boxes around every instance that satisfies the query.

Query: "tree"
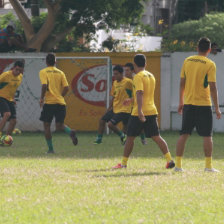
[9,0,145,52]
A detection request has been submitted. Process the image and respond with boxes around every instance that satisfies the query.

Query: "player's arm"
[178,78,185,115]
[61,73,69,97]
[123,80,134,106]
[107,97,114,111]
[136,90,146,122]
[62,86,69,97]
[209,82,221,119]
[40,84,47,108]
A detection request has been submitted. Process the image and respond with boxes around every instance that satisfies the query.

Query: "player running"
[94,65,133,145]
[39,53,77,153]
[113,54,175,169]
[0,60,24,138]
[175,37,221,172]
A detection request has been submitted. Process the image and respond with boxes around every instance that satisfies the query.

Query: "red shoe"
[166,160,175,169]
[112,163,127,169]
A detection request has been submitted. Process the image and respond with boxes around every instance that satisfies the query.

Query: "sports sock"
[96,134,103,140]
[118,131,124,137]
[176,156,182,168]
[121,157,128,166]
[205,157,212,169]
[140,133,145,140]
[46,138,54,151]
[64,126,71,135]
[164,152,172,162]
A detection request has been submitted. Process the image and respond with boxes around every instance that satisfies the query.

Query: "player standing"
[39,53,77,153]
[175,37,221,172]
[94,65,133,145]
[0,60,24,138]
[113,54,175,169]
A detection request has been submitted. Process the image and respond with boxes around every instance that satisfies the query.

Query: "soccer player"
[113,54,175,169]
[0,60,24,137]
[39,53,77,153]
[94,65,133,145]
[124,62,147,145]
[175,37,221,172]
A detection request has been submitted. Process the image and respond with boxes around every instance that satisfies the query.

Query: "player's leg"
[6,100,17,135]
[0,98,11,136]
[140,130,147,145]
[145,115,175,169]
[40,104,54,153]
[175,105,195,171]
[55,105,78,146]
[196,106,218,172]
[94,110,113,144]
[113,116,142,169]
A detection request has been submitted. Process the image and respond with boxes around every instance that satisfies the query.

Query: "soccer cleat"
[93,139,102,144]
[70,130,78,145]
[166,160,175,169]
[120,134,127,145]
[174,167,184,172]
[204,168,220,173]
[112,163,127,169]
[141,138,147,145]
[46,149,55,154]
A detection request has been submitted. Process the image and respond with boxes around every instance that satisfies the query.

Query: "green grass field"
[0,131,224,224]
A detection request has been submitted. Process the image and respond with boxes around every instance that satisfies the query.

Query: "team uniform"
[102,77,133,126]
[0,70,23,119]
[180,55,216,136]
[127,70,158,137]
[39,66,68,123]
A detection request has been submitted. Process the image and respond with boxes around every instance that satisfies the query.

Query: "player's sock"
[64,126,71,135]
[205,157,212,169]
[140,133,145,140]
[118,131,124,137]
[164,152,172,162]
[121,157,128,166]
[176,156,182,168]
[96,134,103,141]
[46,138,54,151]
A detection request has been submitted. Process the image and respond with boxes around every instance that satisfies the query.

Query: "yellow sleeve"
[180,61,186,78]
[134,75,143,92]
[39,70,47,85]
[0,72,7,82]
[207,62,216,82]
[62,73,69,87]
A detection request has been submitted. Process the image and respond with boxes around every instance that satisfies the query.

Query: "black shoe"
[46,150,55,154]
[166,160,175,169]
[70,130,78,145]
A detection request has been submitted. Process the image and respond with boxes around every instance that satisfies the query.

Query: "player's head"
[134,54,146,72]
[46,53,56,66]
[124,63,134,79]
[113,65,123,82]
[12,60,24,76]
[197,37,211,55]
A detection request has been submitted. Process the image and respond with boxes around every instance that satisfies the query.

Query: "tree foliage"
[8,0,145,52]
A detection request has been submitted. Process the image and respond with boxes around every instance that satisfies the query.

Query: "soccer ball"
[1,135,13,146]
[12,128,22,135]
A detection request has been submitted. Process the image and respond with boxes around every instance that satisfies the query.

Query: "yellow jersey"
[0,70,23,101]
[180,55,216,106]
[111,77,133,113]
[132,70,158,116]
[39,66,69,105]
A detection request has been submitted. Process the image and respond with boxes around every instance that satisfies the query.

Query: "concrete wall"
[161,52,224,132]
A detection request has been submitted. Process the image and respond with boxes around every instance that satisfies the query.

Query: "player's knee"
[108,121,114,128]
[4,112,11,119]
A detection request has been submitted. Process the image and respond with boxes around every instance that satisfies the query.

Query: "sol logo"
[72,65,108,106]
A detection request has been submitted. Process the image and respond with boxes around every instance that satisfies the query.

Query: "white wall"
[161,52,224,132]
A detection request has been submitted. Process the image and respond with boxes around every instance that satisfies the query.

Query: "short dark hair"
[134,54,146,67]
[46,53,56,66]
[198,37,211,52]
[124,63,134,71]
[14,60,24,68]
[113,65,123,73]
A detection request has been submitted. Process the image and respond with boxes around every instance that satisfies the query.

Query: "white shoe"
[174,167,184,172]
[204,168,220,173]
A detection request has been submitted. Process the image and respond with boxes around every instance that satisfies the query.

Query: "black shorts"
[101,110,130,125]
[40,104,66,123]
[0,97,16,119]
[127,115,159,137]
[180,105,212,136]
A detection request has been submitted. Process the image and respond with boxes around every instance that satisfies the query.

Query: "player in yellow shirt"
[175,37,221,172]
[124,62,147,145]
[39,53,77,153]
[94,65,133,145]
[0,60,24,139]
[113,54,175,169]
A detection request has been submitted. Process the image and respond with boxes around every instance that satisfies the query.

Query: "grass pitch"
[0,132,224,224]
